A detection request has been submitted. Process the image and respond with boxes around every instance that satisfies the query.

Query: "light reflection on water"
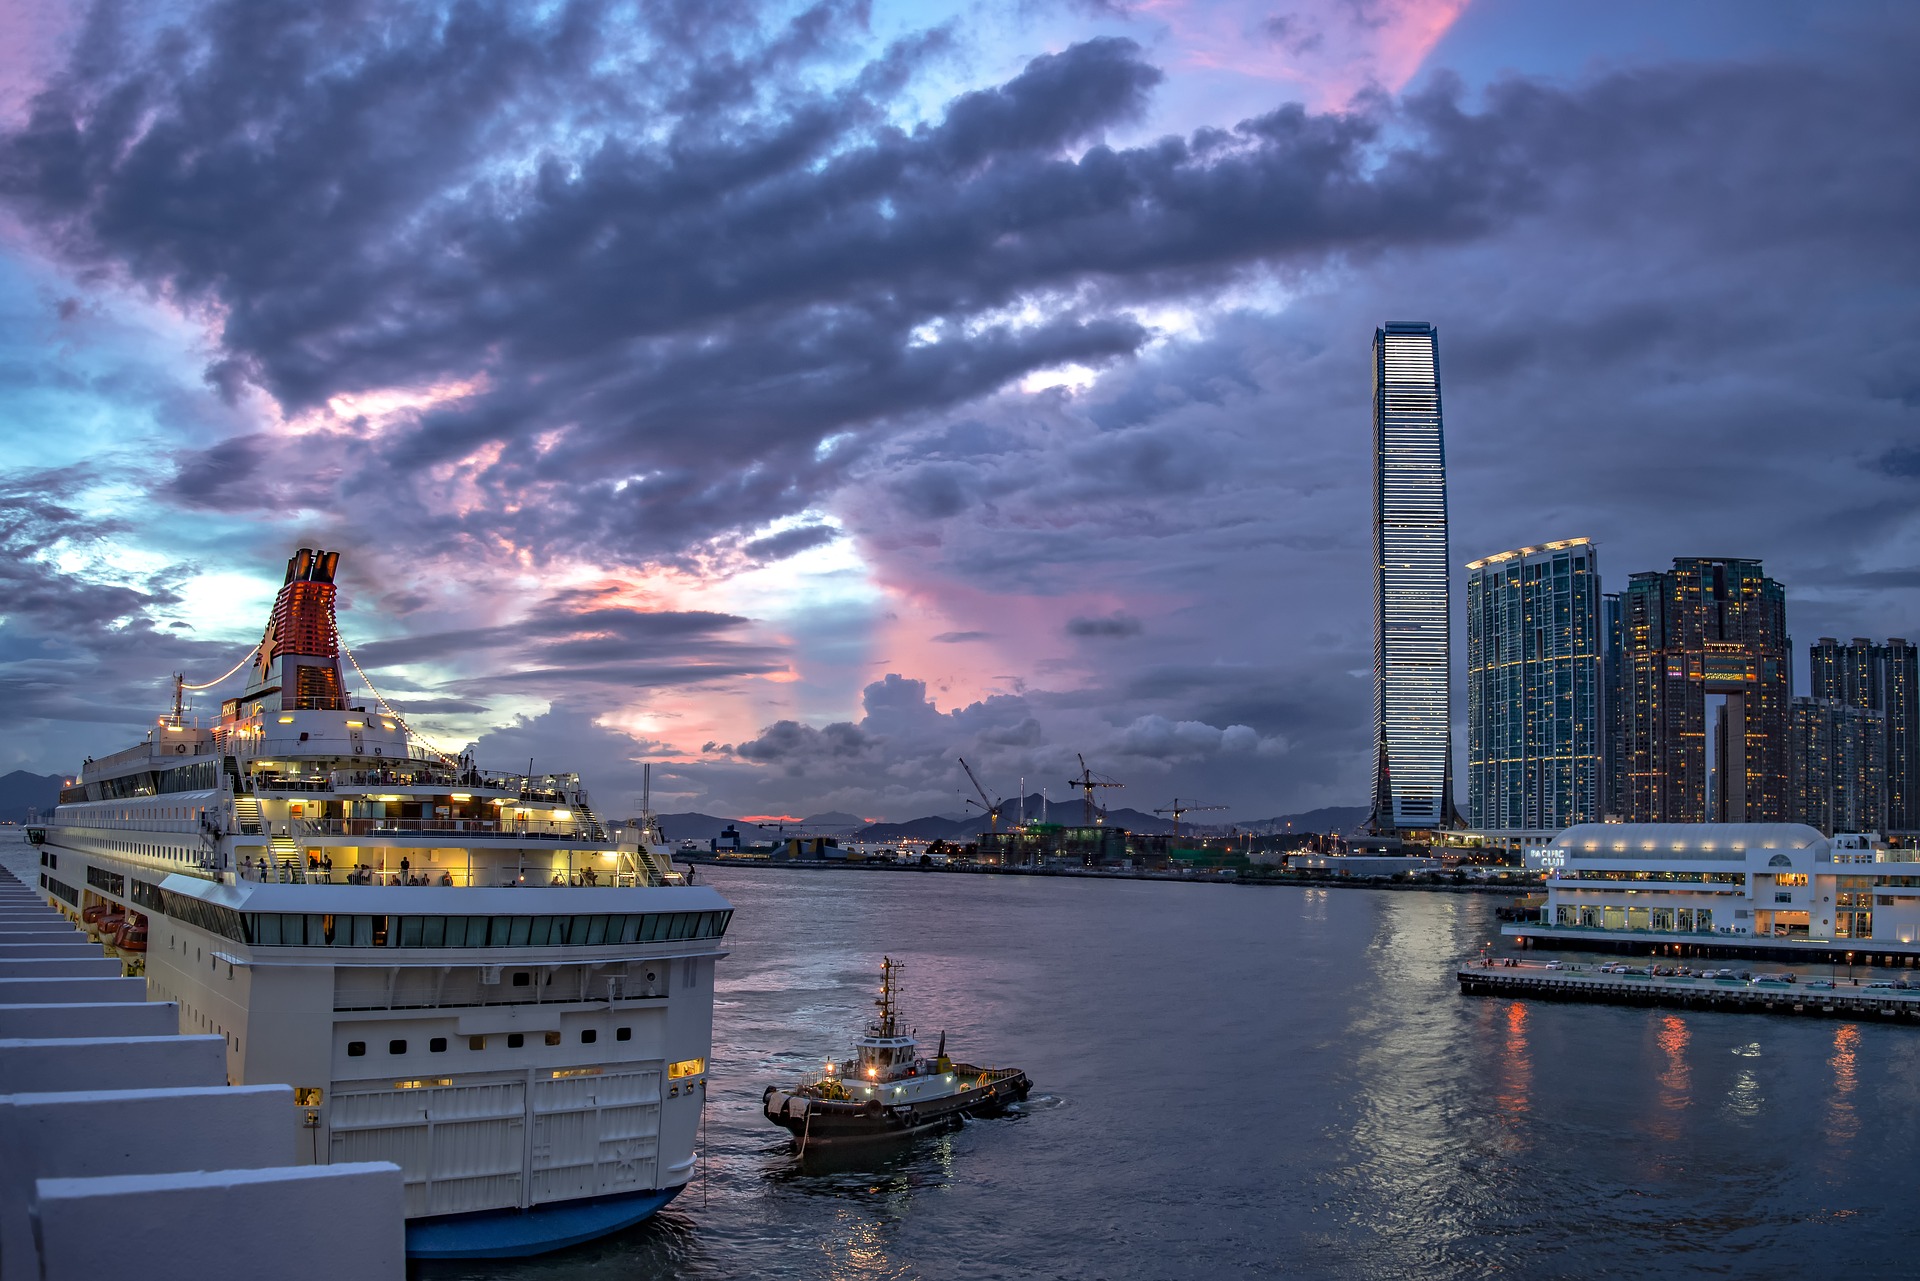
[9,830,1909,1281]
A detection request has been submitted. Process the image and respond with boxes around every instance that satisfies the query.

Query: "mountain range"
[0,771,64,825]
[647,798,1369,845]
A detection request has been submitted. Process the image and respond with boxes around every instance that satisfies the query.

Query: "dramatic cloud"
[1,2,1916,820]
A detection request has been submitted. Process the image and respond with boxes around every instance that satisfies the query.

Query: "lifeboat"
[97,911,127,941]
[82,903,109,926]
[115,913,149,953]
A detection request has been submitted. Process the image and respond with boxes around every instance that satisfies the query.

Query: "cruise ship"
[27,548,732,1259]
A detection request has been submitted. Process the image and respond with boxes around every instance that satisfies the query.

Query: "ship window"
[253,914,281,946]
[528,917,553,946]
[544,1031,562,1047]
[308,915,327,946]
[507,1033,524,1049]
[429,1038,447,1053]
[489,917,513,946]
[388,1039,407,1055]
[581,1029,597,1044]
[619,915,642,943]
[587,915,609,945]
[468,1036,486,1051]
[572,915,593,945]
[512,972,531,987]
[400,916,423,947]
[421,917,446,947]
[616,1027,631,1042]
[347,1042,366,1057]
[508,917,531,946]
[441,917,465,947]
[468,917,490,946]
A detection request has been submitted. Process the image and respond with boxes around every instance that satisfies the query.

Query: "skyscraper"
[1790,696,1885,835]
[1465,539,1604,831]
[1603,592,1627,819]
[1369,321,1458,832]
[1619,558,1791,823]
[1888,639,1919,832]
[1805,635,1920,832]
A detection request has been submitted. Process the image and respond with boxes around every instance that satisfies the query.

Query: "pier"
[0,863,405,1280]
[1457,959,1920,1023]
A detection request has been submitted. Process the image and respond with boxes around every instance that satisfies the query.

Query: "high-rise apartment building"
[1790,697,1886,835]
[1890,639,1919,831]
[1368,321,1458,832]
[1618,558,1791,823]
[1804,636,1920,832]
[1603,592,1627,820]
[1465,539,1603,831]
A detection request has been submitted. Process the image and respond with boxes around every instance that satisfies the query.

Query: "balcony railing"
[297,818,594,842]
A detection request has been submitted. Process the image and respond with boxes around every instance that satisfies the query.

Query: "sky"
[0,0,1916,824]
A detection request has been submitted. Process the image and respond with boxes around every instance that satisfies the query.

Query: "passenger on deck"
[439,871,453,886]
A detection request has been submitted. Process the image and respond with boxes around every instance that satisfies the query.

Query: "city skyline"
[1,3,1917,821]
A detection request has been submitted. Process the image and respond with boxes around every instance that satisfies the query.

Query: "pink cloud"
[1140,0,1471,108]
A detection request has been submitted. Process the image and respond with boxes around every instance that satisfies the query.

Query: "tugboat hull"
[764,1067,1031,1147]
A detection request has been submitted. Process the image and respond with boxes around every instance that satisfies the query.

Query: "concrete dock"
[1457,959,1920,1022]
[0,860,405,1280]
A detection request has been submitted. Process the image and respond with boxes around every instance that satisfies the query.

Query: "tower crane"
[957,758,1007,832]
[1068,754,1123,826]
[1153,797,1226,839]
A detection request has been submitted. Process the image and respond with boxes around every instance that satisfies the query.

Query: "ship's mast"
[875,956,899,1039]
[170,673,185,727]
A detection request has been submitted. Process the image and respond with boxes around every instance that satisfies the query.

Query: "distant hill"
[0,771,63,824]
[1241,806,1370,835]
[847,796,1371,842]
[650,813,771,843]
[799,811,867,834]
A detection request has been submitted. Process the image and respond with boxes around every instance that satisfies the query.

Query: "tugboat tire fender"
[864,1099,882,1117]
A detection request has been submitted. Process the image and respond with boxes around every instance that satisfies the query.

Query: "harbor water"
[9,839,1918,1278]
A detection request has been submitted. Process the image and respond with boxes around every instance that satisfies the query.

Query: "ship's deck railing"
[241,768,577,804]
[296,818,592,841]
[234,860,653,888]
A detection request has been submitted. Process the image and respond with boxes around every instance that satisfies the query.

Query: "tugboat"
[763,957,1031,1149]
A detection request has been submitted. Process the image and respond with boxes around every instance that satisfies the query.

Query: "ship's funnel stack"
[238,548,346,714]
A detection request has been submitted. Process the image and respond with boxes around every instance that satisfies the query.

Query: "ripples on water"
[6,841,1909,1279]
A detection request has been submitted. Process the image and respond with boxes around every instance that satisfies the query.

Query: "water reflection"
[1827,1024,1860,1149]
[1657,1016,1691,1108]
[1495,1001,1531,1141]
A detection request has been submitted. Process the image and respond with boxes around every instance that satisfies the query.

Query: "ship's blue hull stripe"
[405,1185,684,1259]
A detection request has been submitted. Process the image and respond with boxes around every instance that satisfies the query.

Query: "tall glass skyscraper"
[1465,539,1603,831]
[1369,321,1458,832]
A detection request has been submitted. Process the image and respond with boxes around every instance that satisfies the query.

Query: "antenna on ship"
[170,673,185,727]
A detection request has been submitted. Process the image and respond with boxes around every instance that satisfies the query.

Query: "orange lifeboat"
[97,911,127,941]
[82,903,109,926]
[116,914,148,953]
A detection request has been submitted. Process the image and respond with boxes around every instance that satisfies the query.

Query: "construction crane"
[957,758,1007,832]
[1153,797,1226,839]
[1068,754,1123,826]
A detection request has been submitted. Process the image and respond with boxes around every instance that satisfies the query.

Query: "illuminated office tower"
[1368,322,1459,832]
[1466,539,1604,831]
[1603,592,1627,819]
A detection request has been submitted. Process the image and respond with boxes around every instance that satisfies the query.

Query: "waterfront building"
[1806,636,1919,834]
[1617,559,1791,824]
[1789,697,1885,835]
[1465,538,1603,832]
[1368,321,1459,833]
[1517,823,1920,952]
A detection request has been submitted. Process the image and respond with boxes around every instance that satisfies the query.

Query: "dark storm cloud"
[739,523,839,562]
[1066,612,1141,637]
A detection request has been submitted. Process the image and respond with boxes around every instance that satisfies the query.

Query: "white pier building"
[1509,823,1920,957]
